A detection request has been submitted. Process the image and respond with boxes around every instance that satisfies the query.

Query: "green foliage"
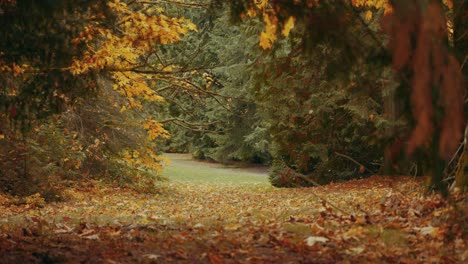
[69,84,168,190]
[0,0,182,197]
[159,7,272,165]
[160,3,390,186]
[0,0,100,198]
[0,0,106,124]
[243,11,389,186]
[0,83,168,198]
[2,0,459,196]
[269,158,311,188]
[0,118,84,200]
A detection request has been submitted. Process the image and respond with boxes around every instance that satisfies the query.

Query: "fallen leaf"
[415,226,440,238]
[224,223,242,231]
[208,253,224,264]
[305,236,328,246]
[82,234,99,240]
[193,223,204,229]
[348,246,365,255]
[343,226,367,240]
[54,223,73,234]
[143,254,160,260]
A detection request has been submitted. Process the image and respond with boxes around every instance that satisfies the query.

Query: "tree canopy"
[0,0,466,262]
[0,0,466,195]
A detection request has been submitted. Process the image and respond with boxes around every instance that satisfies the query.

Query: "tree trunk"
[453,0,467,192]
[380,86,412,175]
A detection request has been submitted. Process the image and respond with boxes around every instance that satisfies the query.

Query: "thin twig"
[136,0,210,9]
[291,172,369,216]
[159,117,218,127]
[460,54,468,72]
[334,151,376,174]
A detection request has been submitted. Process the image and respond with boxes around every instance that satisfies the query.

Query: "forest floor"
[0,154,466,263]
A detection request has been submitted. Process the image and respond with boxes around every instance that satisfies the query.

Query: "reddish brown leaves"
[409,6,434,155]
[383,0,465,159]
[440,55,465,158]
[0,176,466,263]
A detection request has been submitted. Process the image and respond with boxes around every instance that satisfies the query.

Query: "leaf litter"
[0,176,466,263]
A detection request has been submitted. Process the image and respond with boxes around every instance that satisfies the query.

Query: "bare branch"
[334,152,376,174]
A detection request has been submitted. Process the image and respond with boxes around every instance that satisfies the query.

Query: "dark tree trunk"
[453,0,468,192]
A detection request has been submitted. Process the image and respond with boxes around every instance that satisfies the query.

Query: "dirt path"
[0,160,466,263]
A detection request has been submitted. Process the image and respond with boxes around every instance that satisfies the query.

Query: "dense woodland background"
[0,0,466,198]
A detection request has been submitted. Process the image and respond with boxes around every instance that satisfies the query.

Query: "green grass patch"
[162,153,270,186]
[366,226,408,247]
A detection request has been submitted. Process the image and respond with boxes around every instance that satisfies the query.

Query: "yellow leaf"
[281,16,295,37]
[365,10,373,21]
[246,8,258,17]
[260,32,272,49]
[259,14,278,50]
[187,22,198,32]
[255,0,268,9]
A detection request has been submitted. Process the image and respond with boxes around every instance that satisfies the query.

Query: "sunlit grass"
[162,153,270,186]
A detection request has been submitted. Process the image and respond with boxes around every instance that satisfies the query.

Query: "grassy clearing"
[162,153,270,185]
